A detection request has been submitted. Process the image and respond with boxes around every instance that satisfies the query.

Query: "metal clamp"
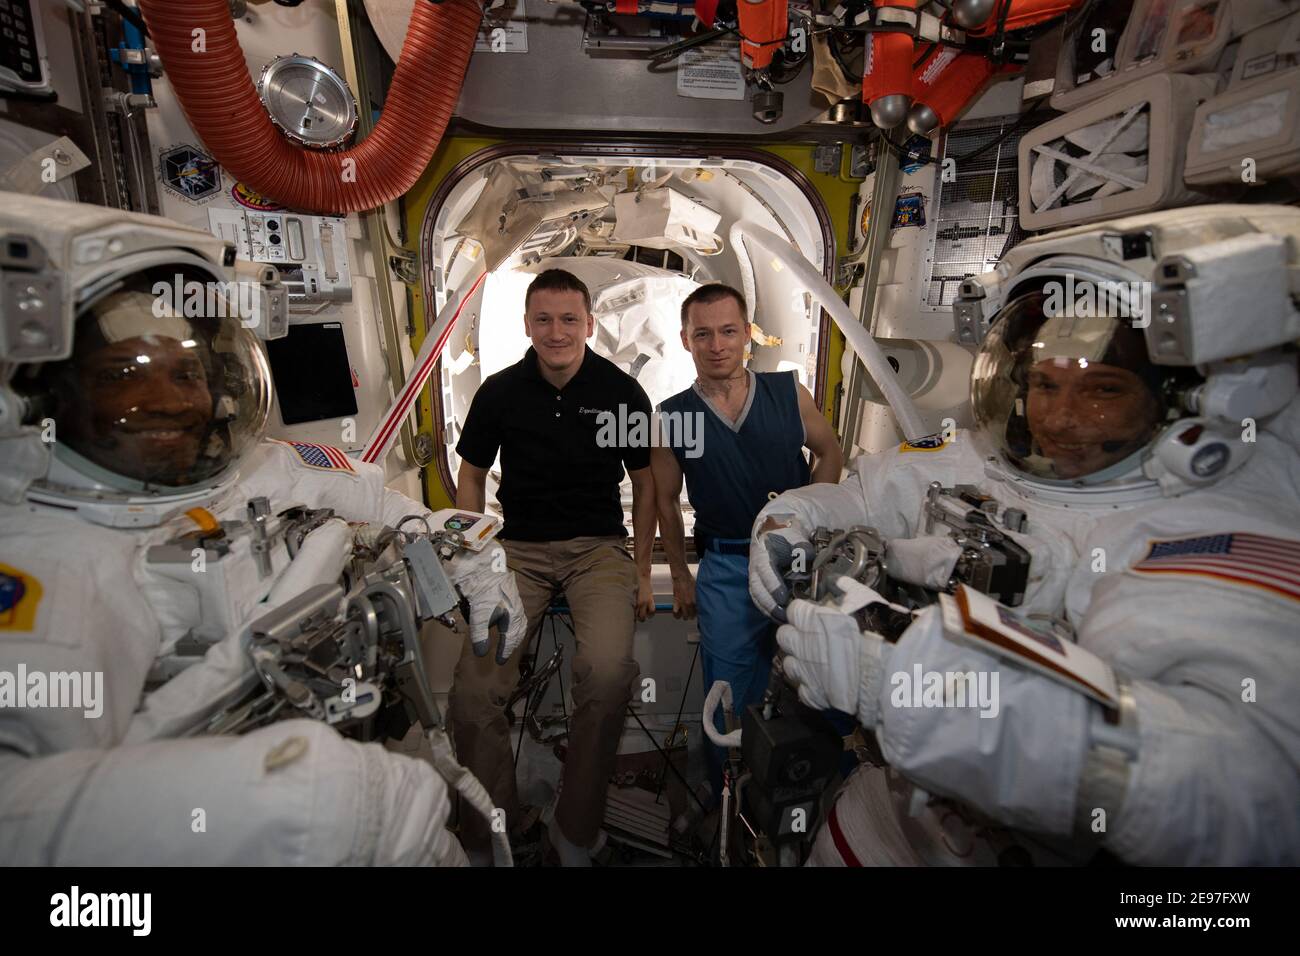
[247,496,273,579]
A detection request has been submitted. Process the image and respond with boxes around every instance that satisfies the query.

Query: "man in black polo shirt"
[449,269,656,866]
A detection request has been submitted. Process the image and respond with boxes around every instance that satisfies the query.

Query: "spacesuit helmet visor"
[970,285,1167,483]
[15,267,272,492]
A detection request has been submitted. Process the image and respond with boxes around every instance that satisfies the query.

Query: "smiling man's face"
[683,295,749,382]
[524,288,593,376]
[1025,357,1160,479]
[66,333,213,484]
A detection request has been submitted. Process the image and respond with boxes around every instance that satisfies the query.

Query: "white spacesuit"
[0,196,526,865]
[750,205,1300,866]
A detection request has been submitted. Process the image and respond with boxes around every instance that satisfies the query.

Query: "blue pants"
[695,544,774,799]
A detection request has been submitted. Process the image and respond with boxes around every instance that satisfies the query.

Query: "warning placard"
[676,38,744,101]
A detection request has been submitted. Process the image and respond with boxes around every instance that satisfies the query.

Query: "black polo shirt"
[456,346,653,541]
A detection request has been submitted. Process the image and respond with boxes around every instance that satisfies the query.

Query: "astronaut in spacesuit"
[0,200,527,865]
[749,205,1300,866]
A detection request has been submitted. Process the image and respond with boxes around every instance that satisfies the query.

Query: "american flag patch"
[1131,533,1300,603]
[277,440,355,473]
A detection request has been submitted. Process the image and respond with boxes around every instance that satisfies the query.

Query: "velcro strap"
[875,6,919,28]
[916,10,942,42]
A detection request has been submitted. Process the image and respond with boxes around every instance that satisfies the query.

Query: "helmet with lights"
[0,196,277,526]
[958,205,1300,498]
[971,283,1183,487]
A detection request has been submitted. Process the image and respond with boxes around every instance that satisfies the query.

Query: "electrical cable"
[991,0,1013,51]
[648,25,730,66]
[945,94,1047,163]
[626,705,712,817]
[0,87,57,103]
[720,22,791,50]
[827,28,862,83]
[877,93,1047,165]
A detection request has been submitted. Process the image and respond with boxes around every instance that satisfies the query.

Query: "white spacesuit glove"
[750,520,813,621]
[445,541,526,664]
[749,480,871,621]
[775,577,891,726]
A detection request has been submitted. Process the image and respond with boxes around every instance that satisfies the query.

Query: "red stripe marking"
[1229,547,1300,566]
[1235,532,1300,550]
[363,269,488,464]
[1133,566,1300,602]
[827,802,862,867]
[364,270,487,462]
[1136,557,1300,589]
[1139,567,1300,595]
[1145,550,1300,572]
[1230,537,1300,555]
[325,445,352,471]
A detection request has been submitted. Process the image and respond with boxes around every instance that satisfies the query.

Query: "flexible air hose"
[427,727,514,867]
[703,679,742,748]
[136,0,482,214]
[731,221,929,441]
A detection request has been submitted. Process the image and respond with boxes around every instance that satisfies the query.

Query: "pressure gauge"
[257,55,358,150]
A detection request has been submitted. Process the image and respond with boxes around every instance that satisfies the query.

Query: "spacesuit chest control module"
[194,505,500,739]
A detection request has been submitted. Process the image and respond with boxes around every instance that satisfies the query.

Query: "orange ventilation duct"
[137,0,483,215]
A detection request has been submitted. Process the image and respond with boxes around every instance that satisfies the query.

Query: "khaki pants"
[449,536,640,850]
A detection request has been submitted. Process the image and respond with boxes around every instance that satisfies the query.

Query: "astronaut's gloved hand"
[749,480,872,621]
[775,577,890,727]
[446,541,526,664]
[749,514,814,622]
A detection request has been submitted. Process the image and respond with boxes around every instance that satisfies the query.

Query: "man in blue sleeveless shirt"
[651,284,842,796]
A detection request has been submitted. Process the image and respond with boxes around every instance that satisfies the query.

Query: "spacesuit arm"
[878,574,1300,865]
[373,483,437,534]
[1072,572,1299,865]
[876,606,1092,840]
[255,442,525,659]
[0,719,465,865]
[752,471,873,533]
[241,440,432,530]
